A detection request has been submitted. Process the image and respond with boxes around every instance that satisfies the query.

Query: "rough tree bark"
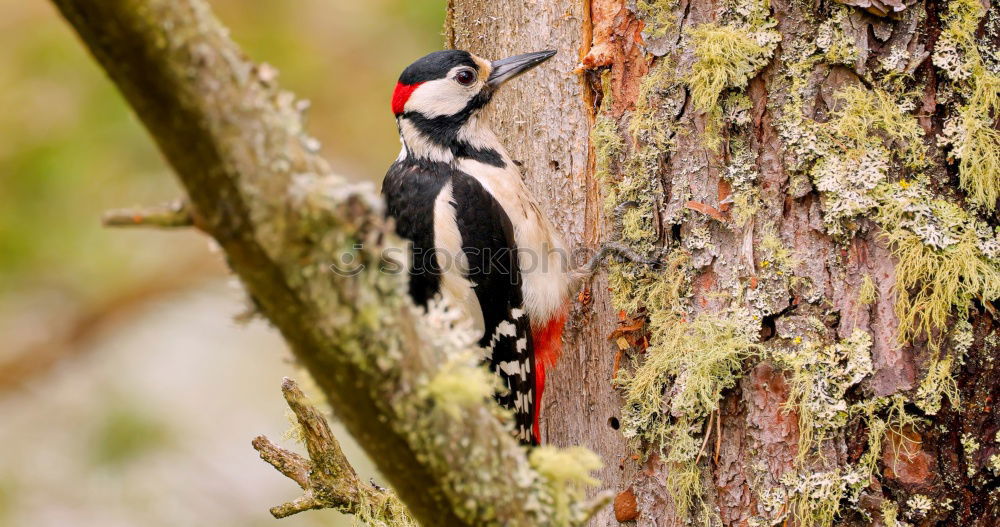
[449,0,999,525]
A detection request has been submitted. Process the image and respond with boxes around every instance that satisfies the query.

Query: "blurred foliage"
[0,0,445,299]
[90,402,173,468]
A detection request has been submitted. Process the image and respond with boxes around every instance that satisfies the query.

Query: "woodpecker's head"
[391,49,555,160]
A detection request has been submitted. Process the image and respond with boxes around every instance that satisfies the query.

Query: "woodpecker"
[382,49,570,445]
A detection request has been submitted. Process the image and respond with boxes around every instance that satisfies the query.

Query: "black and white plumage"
[381,49,570,445]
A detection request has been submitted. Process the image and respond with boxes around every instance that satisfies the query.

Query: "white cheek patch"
[399,119,453,163]
[404,67,479,118]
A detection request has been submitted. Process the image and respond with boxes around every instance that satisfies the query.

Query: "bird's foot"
[571,241,664,290]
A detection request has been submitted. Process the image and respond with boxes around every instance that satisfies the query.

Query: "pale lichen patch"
[616,312,762,520]
[933,0,1000,210]
[876,185,1000,346]
[905,494,933,520]
[773,329,873,462]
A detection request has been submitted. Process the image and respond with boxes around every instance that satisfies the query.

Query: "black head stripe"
[399,50,479,84]
[402,89,491,137]
[401,90,503,166]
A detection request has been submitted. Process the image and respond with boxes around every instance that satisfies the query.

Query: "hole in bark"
[760,303,796,342]
[608,417,620,430]
[759,313,777,341]
[550,160,560,171]
[671,223,682,242]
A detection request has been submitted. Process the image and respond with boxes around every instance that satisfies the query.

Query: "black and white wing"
[382,158,537,445]
[382,158,450,307]
[450,172,536,444]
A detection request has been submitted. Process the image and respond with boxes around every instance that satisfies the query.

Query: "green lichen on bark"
[933,0,1000,210]
[636,0,679,41]
[769,2,1000,354]
[778,394,921,527]
[529,447,606,526]
[683,0,780,148]
[811,86,927,240]
[858,273,877,306]
[618,314,762,448]
[773,328,874,463]
[874,184,1000,347]
[759,345,924,527]
[726,135,763,225]
[599,0,996,523]
[353,492,418,527]
[914,319,971,414]
[815,4,861,66]
[593,62,682,311]
[685,24,776,113]
[594,66,670,248]
[617,314,761,519]
[596,43,766,524]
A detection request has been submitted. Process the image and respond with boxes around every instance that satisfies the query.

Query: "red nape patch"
[531,307,568,444]
[391,82,422,115]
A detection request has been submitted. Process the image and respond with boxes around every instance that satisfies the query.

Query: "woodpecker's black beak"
[487,50,557,88]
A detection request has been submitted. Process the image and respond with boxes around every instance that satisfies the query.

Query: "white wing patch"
[498,361,520,377]
[433,182,484,335]
[520,390,532,415]
[489,320,517,347]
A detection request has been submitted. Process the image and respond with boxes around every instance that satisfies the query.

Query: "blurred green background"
[0,1,445,525]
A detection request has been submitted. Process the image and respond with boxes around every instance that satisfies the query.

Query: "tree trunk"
[449,0,1000,525]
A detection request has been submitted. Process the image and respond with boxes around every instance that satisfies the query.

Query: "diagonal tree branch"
[48,0,604,525]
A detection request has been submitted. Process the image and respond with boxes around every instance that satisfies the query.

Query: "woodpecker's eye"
[455,69,477,86]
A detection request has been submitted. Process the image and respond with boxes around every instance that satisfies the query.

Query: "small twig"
[588,242,663,273]
[253,378,415,523]
[568,200,664,289]
[101,199,194,228]
[572,241,663,290]
[694,410,715,465]
[612,348,623,381]
[714,409,721,465]
[684,200,727,223]
[251,436,310,489]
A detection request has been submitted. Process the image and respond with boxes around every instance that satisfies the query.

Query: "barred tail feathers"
[487,307,536,444]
